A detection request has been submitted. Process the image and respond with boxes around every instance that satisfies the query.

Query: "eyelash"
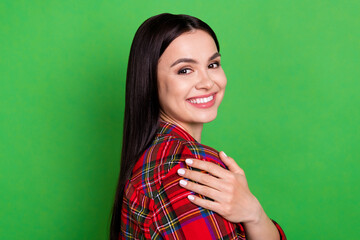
[177,61,221,75]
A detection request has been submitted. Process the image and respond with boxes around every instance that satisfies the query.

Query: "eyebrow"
[170,52,221,68]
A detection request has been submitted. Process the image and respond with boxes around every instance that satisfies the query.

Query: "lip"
[186,92,217,109]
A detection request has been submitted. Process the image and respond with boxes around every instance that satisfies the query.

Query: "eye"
[208,61,220,69]
[178,68,192,75]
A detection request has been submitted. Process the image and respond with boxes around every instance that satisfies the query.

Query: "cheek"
[220,69,227,88]
[158,78,188,110]
[213,70,227,89]
[157,79,171,110]
[221,74,227,88]
[165,77,191,98]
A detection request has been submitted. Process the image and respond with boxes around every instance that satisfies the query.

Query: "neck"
[160,112,203,143]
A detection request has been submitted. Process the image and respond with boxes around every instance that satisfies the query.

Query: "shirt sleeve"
[151,144,246,240]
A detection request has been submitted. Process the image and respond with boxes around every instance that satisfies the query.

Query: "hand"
[177,151,263,224]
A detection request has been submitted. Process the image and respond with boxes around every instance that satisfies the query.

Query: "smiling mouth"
[186,93,217,108]
[188,94,214,104]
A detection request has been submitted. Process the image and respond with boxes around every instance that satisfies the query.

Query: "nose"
[195,70,214,90]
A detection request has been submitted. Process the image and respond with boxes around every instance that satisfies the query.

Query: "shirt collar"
[158,119,197,142]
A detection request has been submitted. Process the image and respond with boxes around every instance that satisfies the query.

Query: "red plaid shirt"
[120,120,286,239]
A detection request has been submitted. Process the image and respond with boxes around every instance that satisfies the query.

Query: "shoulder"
[182,141,227,169]
[128,135,225,198]
[128,135,190,198]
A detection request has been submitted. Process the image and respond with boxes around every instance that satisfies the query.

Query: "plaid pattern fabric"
[120,120,286,239]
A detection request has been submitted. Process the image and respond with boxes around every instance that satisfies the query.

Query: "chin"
[195,111,218,123]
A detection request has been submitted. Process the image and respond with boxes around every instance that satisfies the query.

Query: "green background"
[1,0,359,239]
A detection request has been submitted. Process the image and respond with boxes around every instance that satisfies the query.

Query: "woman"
[110,13,286,239]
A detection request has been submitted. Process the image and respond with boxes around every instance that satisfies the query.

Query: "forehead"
[158,30,218,64]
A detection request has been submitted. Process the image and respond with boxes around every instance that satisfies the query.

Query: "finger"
[184,158,229,179]
[187,194,223,214]
[177,168,224,191]
[219,151,244,174]
[179,179,221,201]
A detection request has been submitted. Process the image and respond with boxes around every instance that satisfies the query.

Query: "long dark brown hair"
[110,13,220,239]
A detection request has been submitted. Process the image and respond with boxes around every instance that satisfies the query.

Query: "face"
[157,30,227,133]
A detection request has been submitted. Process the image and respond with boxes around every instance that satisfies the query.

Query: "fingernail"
[185,159,193,165]
[188,195,195,201]
[177,169,185,175]
[222,151,227,157]
[179,180,187,186]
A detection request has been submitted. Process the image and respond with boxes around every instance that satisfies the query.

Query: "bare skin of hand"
[177,151,280,240]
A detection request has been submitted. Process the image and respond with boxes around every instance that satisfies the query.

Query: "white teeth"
[188,95,214,104]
